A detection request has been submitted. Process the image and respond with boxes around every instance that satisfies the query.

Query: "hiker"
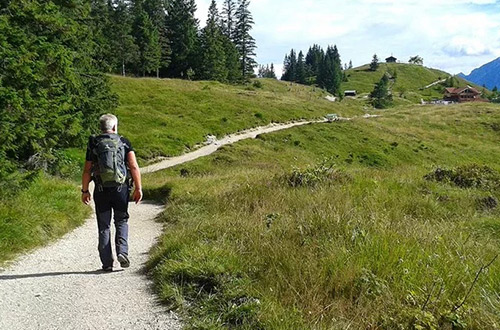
[81,114,143,271]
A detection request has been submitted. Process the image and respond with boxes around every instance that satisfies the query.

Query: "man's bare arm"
[81,160,93,205]
[127,151,143,203]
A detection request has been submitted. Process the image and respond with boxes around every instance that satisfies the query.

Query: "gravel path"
[0,201,181,330]
[142,119,326,174]
[0,119,335,330]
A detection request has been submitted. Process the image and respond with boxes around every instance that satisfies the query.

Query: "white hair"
[99,114,118,132]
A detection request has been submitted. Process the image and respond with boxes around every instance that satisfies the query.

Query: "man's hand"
[82,192,92,205]
[133,188,143,204]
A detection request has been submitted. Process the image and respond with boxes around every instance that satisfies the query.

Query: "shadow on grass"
[0,269,124,280]
[143,184,173,203]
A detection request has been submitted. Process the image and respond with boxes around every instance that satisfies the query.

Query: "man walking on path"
[81,114,143,271]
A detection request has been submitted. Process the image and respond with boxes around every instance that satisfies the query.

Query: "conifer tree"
[331,45,342,94]
[281,49,297,82]
[221,0,237,41]
[89,0,114,72]
[296,51,306,84]
[199,0,227,81]
[258,64,277,79]
[234,0,257,79]
[370,54,379,71]
[370,73,392,108]
[269,63,277,79]
[132,0,161,76]
[108,0,139,76]
[305,44,324,79]
[0,0,115,175]
[165,0,199,78]
[222,36,242,82]
[143,0,170,76]
[318,45,342,95]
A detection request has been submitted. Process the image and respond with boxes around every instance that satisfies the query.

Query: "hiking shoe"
[117,254,130,268]
[102,266,113,272]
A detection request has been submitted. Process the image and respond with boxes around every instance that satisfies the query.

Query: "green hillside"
[342,63,488,104]
[145,102,500,329]
[111,76,364,163]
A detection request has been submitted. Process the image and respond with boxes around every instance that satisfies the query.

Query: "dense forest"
[0,0,257,183]
[91,0,257,82]
[281,44,346,96]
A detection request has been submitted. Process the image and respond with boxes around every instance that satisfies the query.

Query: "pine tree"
[281,54,290,81]
[143,0,170,76]
[234,0,257,80]
[370,54,379,71]
[331,45,342,94]
[89,0,114,72]
[370,73,393,108]
[108,0,139,76]
[296,51,306,84]
[199,0,227,81]
[305,44,324,83]
[165,0,199,78]
[281,49,297,82]
[222,36,242,82]
[257,64,277,79]
[269,63,277,79]
[132,0,161,76]
[318,45,342,95]
[0,0,116,176]
[221,0,237,41]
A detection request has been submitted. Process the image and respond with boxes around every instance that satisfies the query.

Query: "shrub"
[252,80,263,88]
[425,164,500,190]
[284,159,351,188]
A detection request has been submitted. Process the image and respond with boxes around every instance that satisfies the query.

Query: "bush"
[284,159,351,188]
[252,80,263,88]
[425,164,500,190]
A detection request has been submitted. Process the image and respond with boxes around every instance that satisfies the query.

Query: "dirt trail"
[142,119,326,173]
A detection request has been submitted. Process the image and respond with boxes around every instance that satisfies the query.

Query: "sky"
[195,0,500,77]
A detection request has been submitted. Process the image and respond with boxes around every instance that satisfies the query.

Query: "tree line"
[281,44,346,96]
[0,0,257,183]
[0,0,116,181]
[90,0,256,82]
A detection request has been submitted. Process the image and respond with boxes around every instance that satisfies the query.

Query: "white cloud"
[194,0,500,74]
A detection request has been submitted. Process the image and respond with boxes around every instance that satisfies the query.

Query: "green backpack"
[91,134,127,187]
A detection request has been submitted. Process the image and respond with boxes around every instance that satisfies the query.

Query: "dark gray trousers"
[94,185,129,268]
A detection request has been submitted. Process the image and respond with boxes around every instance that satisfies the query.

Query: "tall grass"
[145,103,500,329]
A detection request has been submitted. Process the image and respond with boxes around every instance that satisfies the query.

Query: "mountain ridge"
[459,57,500,90]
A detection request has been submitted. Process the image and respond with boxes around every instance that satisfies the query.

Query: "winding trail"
[142,119,326,174]
[0,118,334,330]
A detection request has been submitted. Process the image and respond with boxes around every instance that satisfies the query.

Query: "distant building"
[344,90,357,97]
[385,56,397,63]
[443,86,487,103]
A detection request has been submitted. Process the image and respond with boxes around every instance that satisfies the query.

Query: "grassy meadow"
[143,103,500,329]
[342,63,488,105]
[111,76,365,163]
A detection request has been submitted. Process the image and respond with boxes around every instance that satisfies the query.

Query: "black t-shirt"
[85,135,134,163]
